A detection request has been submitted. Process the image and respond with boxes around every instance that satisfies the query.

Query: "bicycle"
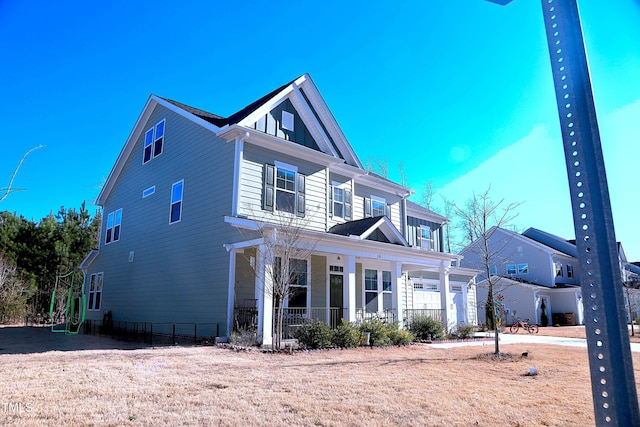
[509,317,539,334]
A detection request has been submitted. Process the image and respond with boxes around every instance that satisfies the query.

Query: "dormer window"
[143,119,165,164]
[420,225,433,250]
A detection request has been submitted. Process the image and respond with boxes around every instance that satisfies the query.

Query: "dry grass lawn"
[1,326,640,426]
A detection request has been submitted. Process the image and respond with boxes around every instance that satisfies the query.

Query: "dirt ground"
[1,325,639,426]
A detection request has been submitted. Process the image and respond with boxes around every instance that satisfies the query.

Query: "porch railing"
[404,309,445,327]
[355,308,396,324]
[278,307,342,338]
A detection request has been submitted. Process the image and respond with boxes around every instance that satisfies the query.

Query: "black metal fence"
[83,319,219,346]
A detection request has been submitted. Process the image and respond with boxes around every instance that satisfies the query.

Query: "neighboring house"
[79,74,478,345]
[460,227,583,327]
[460,226,638,327]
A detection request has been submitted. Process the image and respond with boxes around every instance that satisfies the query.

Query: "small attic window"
[282,111,294,131]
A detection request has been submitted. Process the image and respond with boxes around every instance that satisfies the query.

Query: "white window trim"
[143,186,155,198]
[371,196,386,217]
[274,161,298,173]
[87,272,104,311]
[420,225,434,250]
[169,180,184,224]
[143,119,166,164]
[105,208,122,244]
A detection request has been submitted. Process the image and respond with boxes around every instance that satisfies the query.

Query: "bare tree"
[365,157,389,179]
[0,255,33,322]
[397,162,409,187]
[1,145,44,203]
[239,210,320,349]
[420,181,435,211]
[449,186,522,355]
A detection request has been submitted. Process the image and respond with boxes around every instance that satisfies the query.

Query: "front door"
[330,274,343,327]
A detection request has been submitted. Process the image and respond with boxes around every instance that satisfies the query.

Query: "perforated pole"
[540,1,639,424]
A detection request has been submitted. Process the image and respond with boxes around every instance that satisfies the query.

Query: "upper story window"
[143,119,165,163]
[263,162,306,217]
[555,262,564,277]
[420,225,433,250]
[142,186,155,198]
[282,110,294,131]
[329,183,352,220]
[170,180,184,224]
[507,263,529,275]
[105,208,122,244]
[364,196,390,219]
[567,264,574,278]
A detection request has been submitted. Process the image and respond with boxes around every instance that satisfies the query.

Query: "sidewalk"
[430,331,640,352]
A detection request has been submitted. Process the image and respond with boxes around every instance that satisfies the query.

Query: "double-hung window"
[170,180,184,224]
[506,264,517,275]
[555,262,564,277]
[288,258,308,308]
[87,273,103,311]
[105,209,122,244]
[329,183,352,220]
[263,162,306,217]
[364,196,390,218]
[419,225,433,250]
[143,119,165,163]
[382,271,392,310]
[365,269,378,313]
[567,264,574,278]
[518,263,529,274]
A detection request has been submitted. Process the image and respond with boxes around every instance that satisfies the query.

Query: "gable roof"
[522,227,578,257]
[405,200,448,224]
[97,74,371,206]
[328,216,408,246]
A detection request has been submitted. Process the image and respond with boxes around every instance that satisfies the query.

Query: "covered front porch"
[226,236,474,346]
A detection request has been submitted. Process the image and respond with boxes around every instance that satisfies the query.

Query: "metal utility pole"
[485,0,640,425]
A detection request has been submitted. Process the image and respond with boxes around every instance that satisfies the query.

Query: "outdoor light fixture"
[483,1,640,425]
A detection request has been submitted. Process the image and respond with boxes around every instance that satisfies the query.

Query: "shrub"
[359,319,391,346]
[386,322,414,345]
[332,320,361,348]
[447,324,475,340]
[293,320,333,349]
[409,316,445,341]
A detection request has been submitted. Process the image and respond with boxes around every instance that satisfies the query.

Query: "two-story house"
[80,74,478,345]
[461,226,638,327]
[460,226,583,327]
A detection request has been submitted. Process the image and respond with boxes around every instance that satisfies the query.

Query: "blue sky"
[1,1,639,259]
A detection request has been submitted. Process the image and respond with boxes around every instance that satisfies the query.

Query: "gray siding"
[310,255,327,307]
[86,103,238,336]
[353,182,403,231]
[251,99,320,151]
[235,248,256,307]
[238,143,327,232]
[406,216,443,252]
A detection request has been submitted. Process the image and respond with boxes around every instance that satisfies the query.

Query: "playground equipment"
[49,270,86,335]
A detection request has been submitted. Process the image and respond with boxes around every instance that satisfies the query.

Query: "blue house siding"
[85,103,237,335]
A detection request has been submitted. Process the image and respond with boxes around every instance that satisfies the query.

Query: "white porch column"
[255,245,273,347]
[391,261,403,327]
[439,262,453,332]
[344,255,356,322]
[226,249,238,339]
[461,281,469,324]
